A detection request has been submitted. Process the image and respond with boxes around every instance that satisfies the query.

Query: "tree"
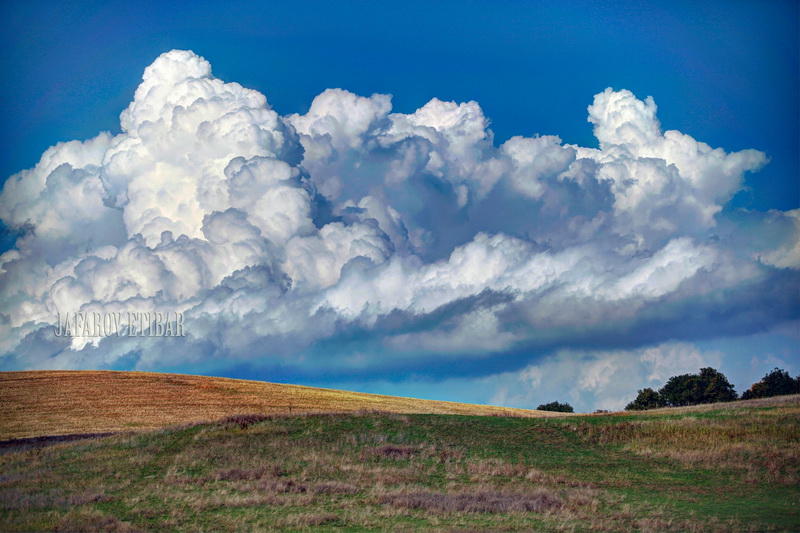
[741,368,800,400]
[699,367,738,403]
[658,367,737,407]
[625,388,665,410]
[537,401,574,413]
[658,373,701,407]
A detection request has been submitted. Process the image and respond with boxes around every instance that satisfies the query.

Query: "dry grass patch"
[188,493,283,510]
[462,458,591,489]
[363,444,422,460]
[212,465,285,481]
[0,488,106,511]
[377,488,563,514]
[581,407,800,484]
[54,508,141,533]
[279,511,339,528]
[310,481,359,495]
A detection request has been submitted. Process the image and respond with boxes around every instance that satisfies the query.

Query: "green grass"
[1,401,798,532]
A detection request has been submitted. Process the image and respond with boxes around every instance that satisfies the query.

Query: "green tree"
[658,373,700,407]
[741,368,800,399]
[699,367,738,403]
[658,367,737,407]
[537,401,574,413]
[625,388,665,410]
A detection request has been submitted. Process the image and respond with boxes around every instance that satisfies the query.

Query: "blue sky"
[0,1,798,411]
[2,0,797,209]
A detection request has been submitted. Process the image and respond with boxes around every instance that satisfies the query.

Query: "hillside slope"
[0,370,559,439]
[0,396,797,531]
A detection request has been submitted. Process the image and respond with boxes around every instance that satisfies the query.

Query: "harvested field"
[0,370,560,440]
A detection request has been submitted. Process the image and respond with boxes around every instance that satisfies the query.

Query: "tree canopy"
[741,368,800,400]
[658,367,737,407]
[624,367,737,411]
[625,388,666,411]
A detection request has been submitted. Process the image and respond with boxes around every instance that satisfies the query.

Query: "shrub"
[742,368,800,399]
[625,388,665,411]
[536,401,574,413]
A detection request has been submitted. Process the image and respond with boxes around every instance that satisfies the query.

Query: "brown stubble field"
[0,371,563,440]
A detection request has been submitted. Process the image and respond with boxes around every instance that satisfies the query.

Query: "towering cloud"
[0,50,797,397]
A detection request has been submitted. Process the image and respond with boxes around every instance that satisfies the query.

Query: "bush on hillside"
[537,401,574,413]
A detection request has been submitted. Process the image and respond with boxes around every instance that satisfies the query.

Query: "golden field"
[0,370,560,440]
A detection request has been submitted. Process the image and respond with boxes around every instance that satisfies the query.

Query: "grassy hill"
[0,371,560,440]
[0,373,798,531]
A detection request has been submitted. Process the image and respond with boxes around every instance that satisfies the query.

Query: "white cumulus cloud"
[0,50,796,384]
